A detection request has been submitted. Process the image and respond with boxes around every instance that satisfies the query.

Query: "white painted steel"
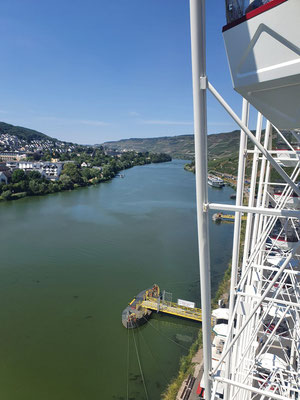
[223,0,300,129]
[208,203,300,218]
[224,99,248,400]
[214,376,293,400]
[189,0,212,397]
[189,2,300,399]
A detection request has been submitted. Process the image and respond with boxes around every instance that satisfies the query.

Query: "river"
[0,159,235,400]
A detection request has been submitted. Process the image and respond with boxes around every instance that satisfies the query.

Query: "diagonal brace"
[207,81,300,197]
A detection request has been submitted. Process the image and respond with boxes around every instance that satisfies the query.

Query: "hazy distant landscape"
[0,120,258,177]
[1,121,243,161]
[102,130,243,160]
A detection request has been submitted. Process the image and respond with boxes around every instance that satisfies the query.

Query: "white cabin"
[223,0,300,129]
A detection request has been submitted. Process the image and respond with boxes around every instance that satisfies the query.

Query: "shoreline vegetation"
[184,160,240,191]
[161,264,231,400]
[162,220,246,400]
[0,148,171,202]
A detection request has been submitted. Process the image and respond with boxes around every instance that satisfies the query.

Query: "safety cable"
[138,326,169,384]
[126,328,130,400]
[143,316,191,351]
[132,325,149,400]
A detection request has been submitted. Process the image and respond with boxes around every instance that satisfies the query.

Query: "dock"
[122,284,203,328]
[212,212,247,223]
[141,297,202,322]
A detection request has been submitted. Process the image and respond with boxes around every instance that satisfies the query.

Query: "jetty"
[140,297,202,322]
[212,212,247,223]
[122,284,202,328]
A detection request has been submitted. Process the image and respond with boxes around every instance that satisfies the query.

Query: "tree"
[33,152,41,161]
[1,190,12,200]
[81,168,99,181]
[27,170,42,180]
[12,181,28,193]
[11,169,26,183]
[101,165,114,180]
[48,182,60,193]
[28,180,42,195]
[59,174,74,190]
[61,163,83,184]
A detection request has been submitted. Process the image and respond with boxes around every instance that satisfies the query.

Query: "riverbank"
[161,263,231,400]
[0,151,171,202]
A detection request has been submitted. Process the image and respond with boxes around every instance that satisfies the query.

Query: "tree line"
[0,149,171,201]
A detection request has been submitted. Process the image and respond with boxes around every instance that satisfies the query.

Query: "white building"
[16,161,64,180]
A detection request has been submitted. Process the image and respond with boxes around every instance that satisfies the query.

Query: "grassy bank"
[162,329,203,400]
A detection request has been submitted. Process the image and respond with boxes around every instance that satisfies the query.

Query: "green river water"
[0,159,235,400]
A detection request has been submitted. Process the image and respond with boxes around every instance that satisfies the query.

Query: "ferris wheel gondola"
[223,0,300,130]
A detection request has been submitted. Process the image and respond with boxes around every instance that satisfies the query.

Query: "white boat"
[208,175,224,188]
[223,0,300,130]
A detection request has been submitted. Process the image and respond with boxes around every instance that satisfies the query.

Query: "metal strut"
[189,0,212,397]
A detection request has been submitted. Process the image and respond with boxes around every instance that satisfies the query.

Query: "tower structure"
[190,0,300,398]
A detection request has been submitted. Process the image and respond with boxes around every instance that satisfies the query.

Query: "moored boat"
[121,284,160,329]
[208,175,224,188]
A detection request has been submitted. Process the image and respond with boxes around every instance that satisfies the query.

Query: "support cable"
[126,328,130,400]
[132,326,149,400]
[143,316,191,351]
[138,327,169,384]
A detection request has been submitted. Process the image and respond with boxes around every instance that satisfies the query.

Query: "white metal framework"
[189,0,300,399]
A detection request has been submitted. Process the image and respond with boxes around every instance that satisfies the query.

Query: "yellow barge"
[212,212,247,223]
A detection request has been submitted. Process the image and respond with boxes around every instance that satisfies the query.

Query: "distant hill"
[102,130,247,160]
[103,135,195,159]
[0,121,54,142]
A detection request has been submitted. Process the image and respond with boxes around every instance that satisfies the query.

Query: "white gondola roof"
[223,0,300,130]
[264,304,291,318]
[212,308,229,320]
[213,323,228,337]
[267,255,299,267]
[257,353,288,371]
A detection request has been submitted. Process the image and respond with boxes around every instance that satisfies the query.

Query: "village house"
[16,161,65,180]
[0,163,12,184]
[0,151,27,162]
[0,171,8,184]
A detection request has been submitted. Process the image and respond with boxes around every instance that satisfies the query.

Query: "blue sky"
[0,0,246,144]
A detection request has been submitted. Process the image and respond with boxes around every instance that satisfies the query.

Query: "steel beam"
[189,0,211,397]
[208,203,300,218]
